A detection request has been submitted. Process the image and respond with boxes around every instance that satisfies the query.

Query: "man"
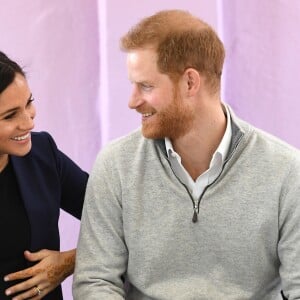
[73,10,300,300]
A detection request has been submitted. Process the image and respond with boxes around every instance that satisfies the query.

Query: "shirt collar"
[165,104,232,165]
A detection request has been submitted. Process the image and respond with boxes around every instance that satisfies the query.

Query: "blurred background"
[1,0,300,298]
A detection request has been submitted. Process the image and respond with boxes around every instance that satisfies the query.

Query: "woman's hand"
[4,248,76,299]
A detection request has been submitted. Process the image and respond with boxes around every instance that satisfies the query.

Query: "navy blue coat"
[10,131,88,300]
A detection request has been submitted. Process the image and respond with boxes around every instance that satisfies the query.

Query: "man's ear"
[183,68,201,96]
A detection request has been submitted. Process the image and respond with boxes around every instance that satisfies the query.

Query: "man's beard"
[142,93,195,140]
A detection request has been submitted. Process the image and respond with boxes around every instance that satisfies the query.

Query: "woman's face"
[0,73,36,160]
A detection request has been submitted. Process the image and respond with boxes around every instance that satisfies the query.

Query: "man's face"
[127,48,194,140]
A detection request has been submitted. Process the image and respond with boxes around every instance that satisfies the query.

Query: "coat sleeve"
[73,147,127,300]
[44,131,89,219]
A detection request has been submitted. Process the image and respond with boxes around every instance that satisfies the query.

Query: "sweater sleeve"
[73,148,127,300]
[278,156,300,299]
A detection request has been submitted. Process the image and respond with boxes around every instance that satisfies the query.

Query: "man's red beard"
[141,92,195,140]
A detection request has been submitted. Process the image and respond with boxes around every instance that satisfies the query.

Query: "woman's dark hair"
[0,51,25,93]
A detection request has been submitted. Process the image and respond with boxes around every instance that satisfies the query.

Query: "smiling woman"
[0,51,88,300]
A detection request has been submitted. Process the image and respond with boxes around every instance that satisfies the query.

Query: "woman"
[0,51,88,299]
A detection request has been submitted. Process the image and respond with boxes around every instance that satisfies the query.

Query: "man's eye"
[141,84,153,91]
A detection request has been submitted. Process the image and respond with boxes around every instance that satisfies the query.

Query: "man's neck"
[171,104,227,180]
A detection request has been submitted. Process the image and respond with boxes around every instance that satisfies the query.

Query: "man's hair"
[120,10,225,94]
[0,51,25,94]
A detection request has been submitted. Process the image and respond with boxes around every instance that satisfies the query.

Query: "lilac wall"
[222,0,300,148]
[0,1,100,171]
[1,1,300,299]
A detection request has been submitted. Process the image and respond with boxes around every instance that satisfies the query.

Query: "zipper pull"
[192,206,198,223]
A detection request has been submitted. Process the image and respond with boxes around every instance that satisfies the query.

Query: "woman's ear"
[183,68,201,96]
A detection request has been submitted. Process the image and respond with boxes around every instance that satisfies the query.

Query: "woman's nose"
[19,108,35,130]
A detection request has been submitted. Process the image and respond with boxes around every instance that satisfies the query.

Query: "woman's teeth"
[12,133,30,141]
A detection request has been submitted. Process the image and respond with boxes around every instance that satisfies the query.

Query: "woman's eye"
[26,98,34,107]
[3,112,16,120]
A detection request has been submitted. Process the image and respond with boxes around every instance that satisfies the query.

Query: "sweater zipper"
[184,183,209,223]
[166,134,243,223]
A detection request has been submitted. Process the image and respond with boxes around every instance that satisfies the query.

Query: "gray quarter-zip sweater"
[73,108,300,300]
